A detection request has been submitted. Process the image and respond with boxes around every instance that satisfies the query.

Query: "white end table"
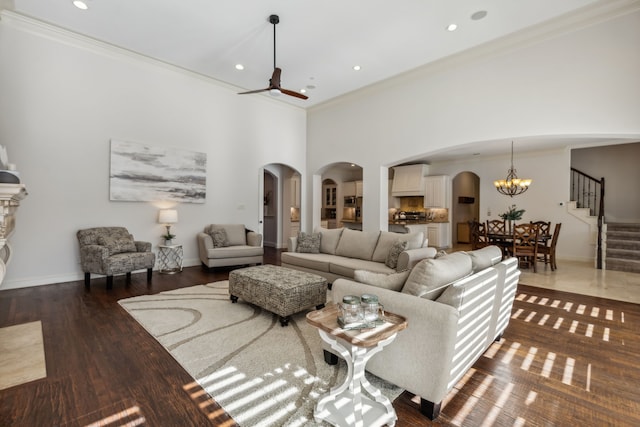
[157,244,183,274]
[306,304,408,427]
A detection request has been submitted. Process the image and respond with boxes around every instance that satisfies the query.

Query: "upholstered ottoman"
[229,265,328,326]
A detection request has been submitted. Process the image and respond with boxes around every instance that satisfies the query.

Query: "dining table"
[487,231,552,258]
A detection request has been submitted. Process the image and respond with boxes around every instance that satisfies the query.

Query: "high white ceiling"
[7,0,604,108]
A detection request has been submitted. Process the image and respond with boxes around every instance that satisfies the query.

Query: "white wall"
[0,13,307,289]
[306,8,640,262]
[572,142,640,223]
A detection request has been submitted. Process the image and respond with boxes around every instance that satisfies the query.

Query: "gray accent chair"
[197,224,263,269]
[77,227,155,289]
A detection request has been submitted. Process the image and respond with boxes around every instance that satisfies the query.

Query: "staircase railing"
[570,167,605,269]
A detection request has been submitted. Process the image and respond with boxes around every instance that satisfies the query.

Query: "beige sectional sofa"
[281,227,437,284]
[327,245,520,420]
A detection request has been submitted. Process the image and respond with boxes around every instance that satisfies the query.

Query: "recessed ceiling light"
[446,24,458,32]
[300,88,307,94]
[73,0,88,10]
[235,64,244,70]
[353,65,361,71]
[306,84,316,90]
[471,10,488,21]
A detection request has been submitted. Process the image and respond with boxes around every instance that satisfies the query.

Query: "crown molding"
[310,0,640,112]
[0,10,306,111]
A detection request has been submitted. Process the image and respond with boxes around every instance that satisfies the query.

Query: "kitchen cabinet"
[342,181,356,198]
[391,164,428,196]
[290,222,300,239]
[323,184,336,208]
[424,175,450,208]
[427,223,451,248]
[291,174,301,208]
[355,180,363,197]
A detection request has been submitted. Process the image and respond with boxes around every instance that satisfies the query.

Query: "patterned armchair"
[77,227,155,289]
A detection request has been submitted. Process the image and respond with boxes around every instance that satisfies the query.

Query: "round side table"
[157,244,183,274]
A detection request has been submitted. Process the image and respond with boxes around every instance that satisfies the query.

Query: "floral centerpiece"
[499,204,525,233]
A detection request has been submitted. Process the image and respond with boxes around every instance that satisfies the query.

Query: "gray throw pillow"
[385,240,408,270]
[354,269,410,291]
[297,232,321,253]
[209,229,229,248]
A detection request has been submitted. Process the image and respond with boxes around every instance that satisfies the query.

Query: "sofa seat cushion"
[402,252,473,300]
[280,252,335,273]
[106,252,155,275]
[206,245,263,259]
[335,228,381,260]
[329,257,395,278]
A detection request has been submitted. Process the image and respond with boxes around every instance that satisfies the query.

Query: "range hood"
[391,164,429,197]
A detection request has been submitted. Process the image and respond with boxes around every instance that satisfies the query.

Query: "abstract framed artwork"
[110,140,206,203]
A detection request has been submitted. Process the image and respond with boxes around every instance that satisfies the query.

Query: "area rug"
[118,281,403,426]
[0,320,47,390]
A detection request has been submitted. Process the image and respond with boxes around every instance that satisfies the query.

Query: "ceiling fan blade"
[280,88,309,100]
[238,88,270,95]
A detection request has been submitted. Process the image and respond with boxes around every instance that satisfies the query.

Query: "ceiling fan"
[238,14,308,100]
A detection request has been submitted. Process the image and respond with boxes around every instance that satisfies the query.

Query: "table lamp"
[158,209,178,242]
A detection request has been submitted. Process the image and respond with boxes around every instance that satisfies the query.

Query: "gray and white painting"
[110,140,206,203]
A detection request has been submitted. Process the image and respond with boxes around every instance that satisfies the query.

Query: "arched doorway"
[262,163,301,248]
[452,172,480,245]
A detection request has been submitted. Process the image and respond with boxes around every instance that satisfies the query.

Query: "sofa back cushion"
[335,228,381,260]
[314,227,344,254]
[97,234,137,256]
[207,224,246,246]
[465,245,503,272]
[371,230,424,263]
[401,252,473,300]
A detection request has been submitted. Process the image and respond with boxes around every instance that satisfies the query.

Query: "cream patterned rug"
[118,281,403,426]
[0,320,47,390]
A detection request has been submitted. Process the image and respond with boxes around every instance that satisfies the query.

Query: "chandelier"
[494,141,532,197]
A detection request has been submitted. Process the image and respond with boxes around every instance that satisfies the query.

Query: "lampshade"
[158,209,178,224]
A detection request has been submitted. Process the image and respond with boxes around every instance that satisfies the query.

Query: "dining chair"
[486,219,508,256]
[486,219,506,234]
[511,223,539,272]
[469,220,490,250]
[530,221,551,239]
[536,223,561,271]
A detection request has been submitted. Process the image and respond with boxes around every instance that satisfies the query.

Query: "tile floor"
[452,244,640,304]
[519,259,640,304]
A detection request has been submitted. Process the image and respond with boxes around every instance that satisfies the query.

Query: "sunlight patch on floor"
[0,320,46,391]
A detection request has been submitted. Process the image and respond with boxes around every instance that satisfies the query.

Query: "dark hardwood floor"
[1,247,639,426]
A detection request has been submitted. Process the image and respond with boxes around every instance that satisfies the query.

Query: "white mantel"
[0,183,28,286]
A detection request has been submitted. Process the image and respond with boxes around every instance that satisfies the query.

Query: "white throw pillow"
[401,252,473,300]
[354,269,410,292]
[464,245,503,272]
